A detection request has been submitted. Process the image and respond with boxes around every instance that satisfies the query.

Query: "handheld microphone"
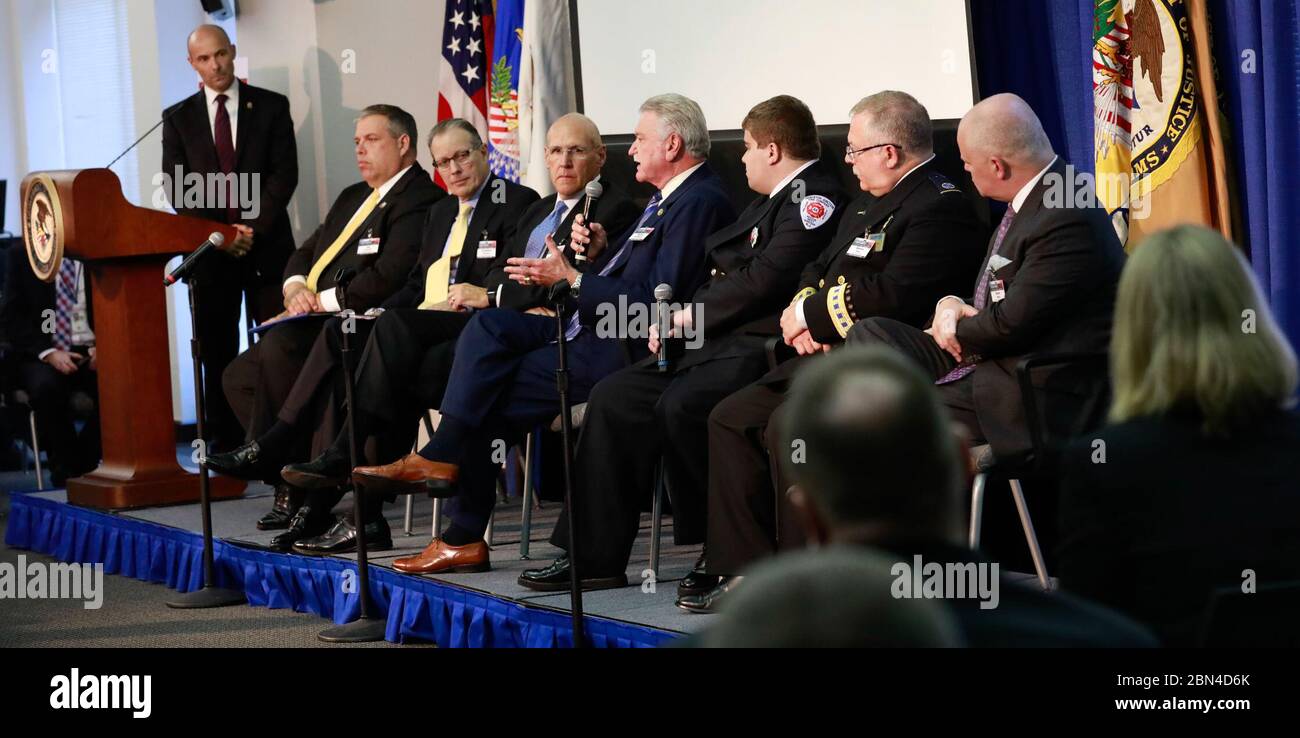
[107,100,185,171]
[573,179,603,269]
[164,232,225,286]
[654,283,673,373]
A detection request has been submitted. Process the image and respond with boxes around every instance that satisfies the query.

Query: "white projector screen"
[574,0,976,134]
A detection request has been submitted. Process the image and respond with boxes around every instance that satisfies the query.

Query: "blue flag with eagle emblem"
[488,0,525,182]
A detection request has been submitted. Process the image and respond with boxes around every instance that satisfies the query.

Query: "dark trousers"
[548,351,769,574]
[193,256,282,450]
[437,309,624,539]
[705,367,809,576]
[221,316,328,458]
[846,317,984,443]
[15,357,101,483]
[305,308,471,514]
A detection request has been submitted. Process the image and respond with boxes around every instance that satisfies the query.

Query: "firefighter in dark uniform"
[681,90,988,612]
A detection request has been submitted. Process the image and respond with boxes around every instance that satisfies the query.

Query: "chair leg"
[1008,478,1050,590]
[403,495,414,536]
[519,432,535,559]
[968,472,987,548]
[486,478,500,546]
[649,461,665,577]
[29,410,45,491]
[431,498,443,539]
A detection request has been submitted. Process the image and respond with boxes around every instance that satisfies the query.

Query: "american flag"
[438,0,495,180]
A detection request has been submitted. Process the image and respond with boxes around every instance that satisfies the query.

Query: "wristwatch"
[571,273,584,298]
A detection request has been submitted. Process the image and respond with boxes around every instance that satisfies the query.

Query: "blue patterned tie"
[936,204,1016,385]
[526,200,569,260]
[564,192,661,340]
[53,259,78,351]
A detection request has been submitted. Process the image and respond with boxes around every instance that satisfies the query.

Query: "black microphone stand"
[549,281,587,648]
[166,273,247,609]
[319,269,386,642]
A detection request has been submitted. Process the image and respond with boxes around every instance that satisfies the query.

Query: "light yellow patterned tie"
[306,188,380,292]
[420,202,474,308]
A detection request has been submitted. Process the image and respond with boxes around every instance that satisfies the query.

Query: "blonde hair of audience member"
[1110,224,1298,435]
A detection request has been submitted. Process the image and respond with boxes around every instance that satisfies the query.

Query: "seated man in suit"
[518,94,849,591]
[848,93,1125,462]
[219,103,440,483]
[0,249,100,486]
[208,117,535,536]
[352,93,736,575]
[774,346,1156,646]
[684,90,986,611]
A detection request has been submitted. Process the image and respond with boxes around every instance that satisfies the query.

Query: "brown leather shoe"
[392,538,490,574]
[352,453,458,497]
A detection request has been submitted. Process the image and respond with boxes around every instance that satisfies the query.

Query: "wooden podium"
[20,168,246,509]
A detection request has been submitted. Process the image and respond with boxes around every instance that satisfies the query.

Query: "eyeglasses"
[545,145,592,161]
[433,148,479,171]
[845,142,901,161]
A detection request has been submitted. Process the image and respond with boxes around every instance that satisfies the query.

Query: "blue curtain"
[972,0,1300,350]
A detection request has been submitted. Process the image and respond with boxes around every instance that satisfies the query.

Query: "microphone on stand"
[572,179,603,271]
[164,232,225,286]
[654,283,673,373]
[333,267,358,311]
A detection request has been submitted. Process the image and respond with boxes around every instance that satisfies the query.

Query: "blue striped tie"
[526,200,569,260]
[564,192,662,340]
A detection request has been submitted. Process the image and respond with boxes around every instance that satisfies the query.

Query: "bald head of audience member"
[693,546,963,648]
[187,24,237,94]
[779,346,967,548]
[957,93,1056,203]
[545,113,607,199]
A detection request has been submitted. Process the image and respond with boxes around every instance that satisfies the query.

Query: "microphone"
[573,179,603,269]
[654,283,673,373]
[548,279,572,304]
[107,100,185,171]
[164,232,225,286]
[333,267,358,311]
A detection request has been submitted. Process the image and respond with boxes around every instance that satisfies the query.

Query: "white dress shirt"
[284,164,414,312]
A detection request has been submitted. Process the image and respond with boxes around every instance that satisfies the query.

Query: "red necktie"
[214,93,237,222]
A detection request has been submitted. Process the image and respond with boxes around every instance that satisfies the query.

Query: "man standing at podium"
[161,24,298,451]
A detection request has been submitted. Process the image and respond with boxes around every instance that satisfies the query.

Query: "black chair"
[968,352,1111,590]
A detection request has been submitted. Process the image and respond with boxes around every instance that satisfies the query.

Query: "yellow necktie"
[420,202,474,308]
[306,188,381,292]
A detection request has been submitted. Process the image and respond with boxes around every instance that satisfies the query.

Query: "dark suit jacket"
[161,82,298,284]
[878,540,1157,647]
[495,181,640,312]
[1057,409,1300,646]
[697,161,848,341]
[383,175,538,310]
[956,158,1126,457]
[0,248,94,361]
[575,163,736,363]
[284,164,441,313]
[799,159,986,344]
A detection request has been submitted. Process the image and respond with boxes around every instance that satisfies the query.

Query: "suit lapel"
[234,84,252,169]
[187,92,220,173]
[706,196,773,252]
[458,177,501,282]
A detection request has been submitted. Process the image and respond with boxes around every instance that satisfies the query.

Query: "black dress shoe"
[677,550,719,597]
[280,447,351,489]
[292,515,393,557]
[675,575,744,614]
[268,505,333,552]
[206,441,270,480]
[256,485,303,530]
[517,555,627,592]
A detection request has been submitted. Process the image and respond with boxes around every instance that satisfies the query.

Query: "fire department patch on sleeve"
[800,195,835,230]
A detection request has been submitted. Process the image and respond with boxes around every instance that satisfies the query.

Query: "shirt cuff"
[795,298,809,331]
[494,284,503,308]
[318,288,341,313]
[37,348,56,361]
[938,295,965,310]
[283,275,308,293]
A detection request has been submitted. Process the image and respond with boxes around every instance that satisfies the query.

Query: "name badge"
[357,237,381,255]
[629,226,655,242]
[847,237,872,259]
[476,240,497,259]
[989,278,1006,303]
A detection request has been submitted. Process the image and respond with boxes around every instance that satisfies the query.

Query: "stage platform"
[3,481,715,648]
